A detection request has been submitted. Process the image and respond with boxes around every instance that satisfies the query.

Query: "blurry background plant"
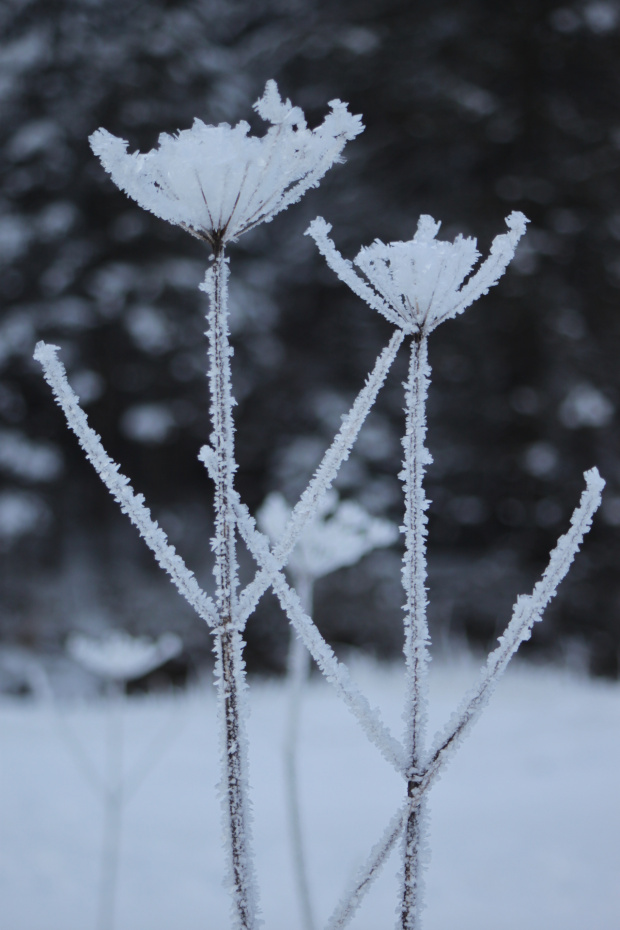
[258,490,397,930]
[0,0,619,681]
[66,629,183,930]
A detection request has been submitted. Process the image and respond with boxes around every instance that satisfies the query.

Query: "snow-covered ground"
[1,656,619,930]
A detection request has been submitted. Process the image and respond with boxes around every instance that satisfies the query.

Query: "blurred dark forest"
[1,0,619,687]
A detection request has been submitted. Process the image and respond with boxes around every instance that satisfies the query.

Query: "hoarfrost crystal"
[307,211,528,334]
[90,81,363,248]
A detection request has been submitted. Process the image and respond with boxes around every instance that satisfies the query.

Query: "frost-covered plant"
[306,214,604,929]
[258,491,397,930]
[68,629,181,681]
[67,630,183,930]
[34,81,604,930]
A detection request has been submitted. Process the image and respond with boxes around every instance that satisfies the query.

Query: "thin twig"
[33,343,217,630]
[425,467,604,785]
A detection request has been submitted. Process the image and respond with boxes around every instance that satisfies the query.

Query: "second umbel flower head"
[307,211,528,335]
[90,81,363,250]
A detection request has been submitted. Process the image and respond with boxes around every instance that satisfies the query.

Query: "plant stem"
[97,680,124,930]
[400,334,432,930]
[207,247,255,930]
[285,572,315,930]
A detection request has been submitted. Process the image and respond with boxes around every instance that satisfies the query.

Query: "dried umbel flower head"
[68,629,182,682]
[257,490,398,581]
[307,211,528,335]
[90,81,363,250]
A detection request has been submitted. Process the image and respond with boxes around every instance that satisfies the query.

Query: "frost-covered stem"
[237,330,404,626]
[205,248,256,930]
[206,248,239,630]
[213,625,255,930]
[33,343,216,628]
[400,335,432,930]
[285,572,315,930]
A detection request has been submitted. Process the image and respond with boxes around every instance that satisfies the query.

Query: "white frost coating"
[33,342,217,629]
[306,212,528,335]
[199,463,408,779]
[68,630,182,681]
[201,258,240,626]
[399,337,432,930]
[426,467,605,778]
[201,253,257,929]
[400,338,432,767]
[257,490,398,581]
[90,81,363,247]
[212,623,259,930]
[237,330,405,627]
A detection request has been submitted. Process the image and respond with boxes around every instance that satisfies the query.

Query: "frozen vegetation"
[30,81,606,929]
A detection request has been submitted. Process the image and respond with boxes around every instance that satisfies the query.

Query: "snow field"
[1,656,618,930]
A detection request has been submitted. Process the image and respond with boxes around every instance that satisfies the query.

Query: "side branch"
[237,329,405,627]
[426,467,605,784]
[33,341,217,629]
[306,218,405,331]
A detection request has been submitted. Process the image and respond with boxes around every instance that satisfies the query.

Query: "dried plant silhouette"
[35,82,603,930]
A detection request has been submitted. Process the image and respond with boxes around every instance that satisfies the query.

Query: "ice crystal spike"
[90,81,363,248]
[307,211,528,335]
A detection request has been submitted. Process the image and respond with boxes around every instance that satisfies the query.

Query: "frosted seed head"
[313,213,528,335]
[90,81,363,249]
[353,224,480,333]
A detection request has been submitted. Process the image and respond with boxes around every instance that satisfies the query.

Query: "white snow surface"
[2,657,618,930]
